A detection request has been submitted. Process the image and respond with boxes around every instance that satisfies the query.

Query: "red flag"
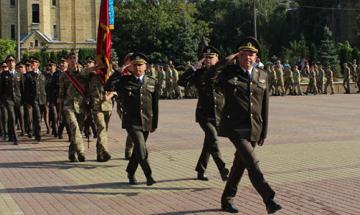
[96,0,112,84]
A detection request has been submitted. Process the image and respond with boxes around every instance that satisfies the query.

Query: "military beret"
[86,56,96,63]
[130,52,148,64]
[237,36,260,53]
[202,45,221,57]
[30,56,40,63]
[5,55,16,62]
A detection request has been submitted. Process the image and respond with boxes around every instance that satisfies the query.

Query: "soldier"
[0,56,23,144]
[46,60,61,137]
[316,63,325,94]
[283,63,294,95]
[23,57,46,142]
[357,63,360,93]
[164,65,174,99]
[15,62,26,136]
[0,62,9,139]
[57,58,71,141]
[170,65,182,99]
[342,62,351,94]
[178,46,229,181]
[265,63,276,96]
[274,60,285,96]
[105,52,158,186]
[86,57,112,162]
[305,64,318,95]
[351,59,358,84]
[292,65,303,95]
[157,65,166,98]
[59,52,89,162]
[324,64,335,95]
[217,37,281,214]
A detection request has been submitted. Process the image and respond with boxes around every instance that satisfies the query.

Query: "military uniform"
[343,63,351,94]
[217,37,280,214]
[106,52,158,186]
[274,64,285,96]
[265,64,276,96]
[305,66,318,95]
[324,65,334,95]
[317,65,325,94]
[87,57,112,162]
[292,66,302,95]
[283,65,294,95]
[46,62,61,137]
[59,62,89,162]
[178,46,228,181]
[23,57,47,142]
[0,56,23,144]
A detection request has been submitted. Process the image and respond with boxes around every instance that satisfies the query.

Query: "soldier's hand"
[195,58,205,69]
[225,52,239,63]
[257,138,265,146]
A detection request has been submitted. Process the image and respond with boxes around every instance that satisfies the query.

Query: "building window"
[10,0,15,7]
[32,4,40,23]
[52,0,56,6]
[35,40,39,47]
[10,24,16,40]
[30,42,34,48]
[53,25,57,39]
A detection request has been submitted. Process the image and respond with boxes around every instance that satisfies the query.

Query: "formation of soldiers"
[264,59,360,96]
[0,53,112,163]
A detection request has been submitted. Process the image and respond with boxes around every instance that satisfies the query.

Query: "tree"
[318,26,339,68]
[0,39,16,61]
[337,41,353,64]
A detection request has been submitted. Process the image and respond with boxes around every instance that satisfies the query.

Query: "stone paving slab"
[0,94,359,214]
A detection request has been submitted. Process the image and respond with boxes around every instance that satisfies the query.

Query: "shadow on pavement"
[149,208,222,215]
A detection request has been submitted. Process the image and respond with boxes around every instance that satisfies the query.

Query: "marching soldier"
[357,63,360,93]
[15,62,26,136]
[324,64,335,95]
[292,65,303,95]
[305,64,318,95]
[86,57,112,162]
[171,65,182,99]
[316,63,325,94]
[46,60,61,137]
[0,62,9,139]
[105,52,158,186]
[274,60,285,96]
[57,58,71,141]
[23,57,46,142]
[351,59,358,83]
[0,55,23,144]
[178,46,229,182]
[283,64,294,95]
[265,63,276,96]
[59,52,89,162]
[342,62,351,94]
[217,37,281,214]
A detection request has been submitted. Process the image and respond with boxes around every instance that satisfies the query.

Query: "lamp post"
[253,0,257,39]
[17,0,21,61]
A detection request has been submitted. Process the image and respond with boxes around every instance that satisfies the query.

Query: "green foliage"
[318,26,339,68]
[352,48,360,61]
[337,41,353,64]
[78,48,96,64]
[0,39,16,61]
[113,0,210,65]
[280,35,308,64]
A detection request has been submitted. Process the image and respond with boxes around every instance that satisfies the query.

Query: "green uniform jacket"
[58,68,89,113]
[23,70,47,105]
[108,75,159,131]
[0,71,23,106]
[178,66,224,127]
[216,65,269,142]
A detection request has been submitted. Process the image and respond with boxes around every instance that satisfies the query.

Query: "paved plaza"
[0,95,359,215]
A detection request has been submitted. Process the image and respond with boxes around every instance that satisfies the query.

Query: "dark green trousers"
[5,102,17,142]
[125,128,152,177]
[221,138,275,205]
[195,121,226,174]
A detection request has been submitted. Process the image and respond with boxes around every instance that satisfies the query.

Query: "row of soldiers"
[264,59,360,96]
[0,53,112,163]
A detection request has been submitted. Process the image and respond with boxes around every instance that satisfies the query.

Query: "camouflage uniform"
[275,64,285,96]
[283,65,294,95]
[342,63,351,94]
[59,66,89,162]
[316,65,325,94]
[267,65,277,95]
[305,66,318,95]
[292,66,302,95]
[324,66,334,95]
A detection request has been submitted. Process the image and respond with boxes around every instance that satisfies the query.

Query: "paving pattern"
[0,94,359,215]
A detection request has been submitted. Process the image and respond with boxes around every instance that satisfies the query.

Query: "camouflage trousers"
[93,111,111,156]
[64,109,85,155]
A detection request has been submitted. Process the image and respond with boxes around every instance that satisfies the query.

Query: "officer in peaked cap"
[106,51,158,186]
[217,37,282,214]
[178,45,229,182]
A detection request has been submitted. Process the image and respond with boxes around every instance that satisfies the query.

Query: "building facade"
[0,0,101,54]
